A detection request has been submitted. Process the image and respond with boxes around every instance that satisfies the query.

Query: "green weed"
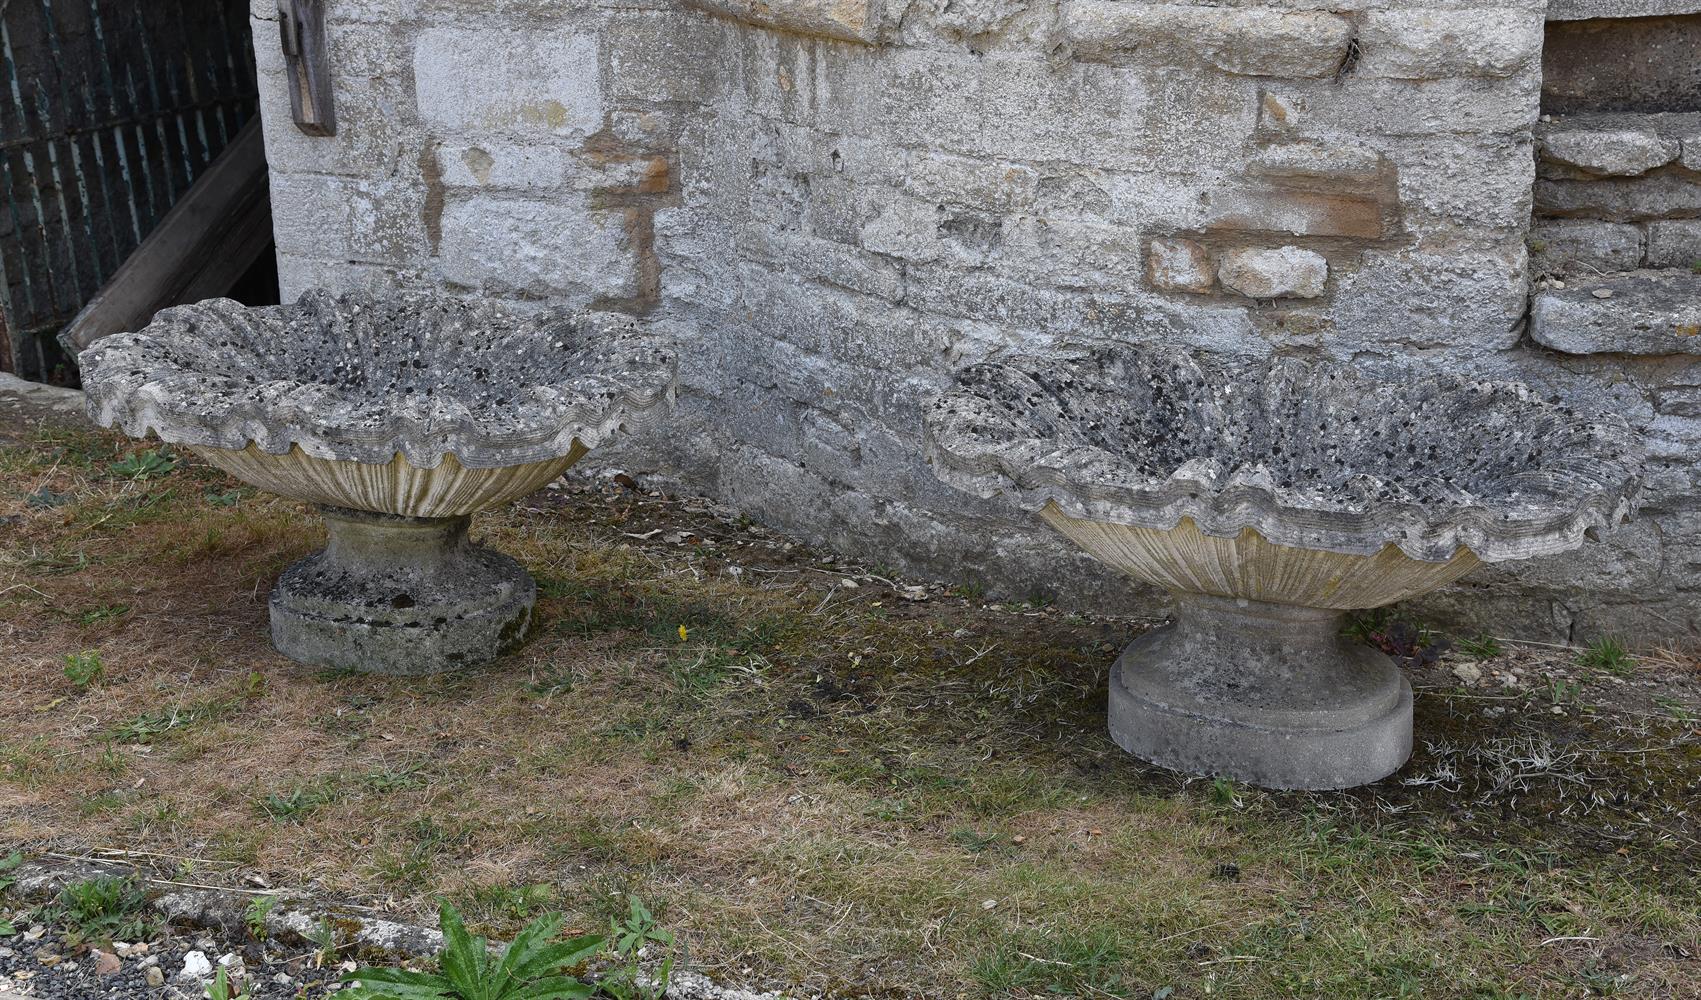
[108,448,177,480]
[63,650,103,689]
[342,902,603,1000]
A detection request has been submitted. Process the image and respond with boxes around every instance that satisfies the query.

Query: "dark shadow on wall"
[1542,13,1701,114]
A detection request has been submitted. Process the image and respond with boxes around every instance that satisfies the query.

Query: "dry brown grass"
[3,427,1700,999]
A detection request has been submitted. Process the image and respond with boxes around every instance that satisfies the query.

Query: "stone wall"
[250,0,1701,644]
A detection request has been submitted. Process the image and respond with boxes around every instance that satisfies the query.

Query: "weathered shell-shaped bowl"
[924,347,1643,607]
[77,288,677,517]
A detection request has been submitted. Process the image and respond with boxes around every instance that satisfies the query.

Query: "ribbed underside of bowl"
[1042,505,1481,609]
[193,442,589,518]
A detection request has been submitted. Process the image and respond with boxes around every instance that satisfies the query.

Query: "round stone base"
[270,506,535,675]
[1108,593,1412,790]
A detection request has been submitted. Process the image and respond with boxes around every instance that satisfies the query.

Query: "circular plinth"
[269,507,535,675]
[1107,593,1412,790]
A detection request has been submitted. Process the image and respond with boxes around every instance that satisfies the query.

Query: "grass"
[1,427,1699,998]
[1578,636,1635,675]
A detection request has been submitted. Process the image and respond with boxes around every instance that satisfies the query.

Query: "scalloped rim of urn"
[924,354,1643,566]
[1041,508,1483,610]
[77,290,679,471]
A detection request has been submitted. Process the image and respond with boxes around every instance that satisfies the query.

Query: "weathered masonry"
[250,0,1701,643]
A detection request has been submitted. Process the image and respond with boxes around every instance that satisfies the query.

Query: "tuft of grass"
[255,778,342,822]
[108,697,235,744]
[1457,634,1503,659]
[460,882,557,925]
[972,926,1131,998]
[1578,636,1635,675]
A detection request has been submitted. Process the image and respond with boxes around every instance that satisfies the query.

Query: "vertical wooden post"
[277,0,336,136]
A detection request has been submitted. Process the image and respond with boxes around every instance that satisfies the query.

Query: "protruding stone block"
[1065,3,1352,78]
[1532,271,1701,355]
[1147,238,1215,293]
[1540,125,1682,176]
[1529,219,1645,275]
[1535,174,1701,221]
[1646,220,1701,269]
[1218,247,1328,299]
[684,0,880,43]
[1358,10,1543,80]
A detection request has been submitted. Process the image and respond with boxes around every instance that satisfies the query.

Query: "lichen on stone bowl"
[924,347,1642,790]
[78,288,678,675]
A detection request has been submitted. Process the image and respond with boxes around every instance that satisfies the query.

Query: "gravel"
[0,914,347,999]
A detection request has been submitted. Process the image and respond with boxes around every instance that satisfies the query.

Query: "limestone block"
[683,0,880,43]
[1206,186,1387,240]
[1531,271,1701,355]
[999,217,1145,288]
[1065,3,1352,78]
[827,48,1248,174]
[1390,136,1535,232]
[1148,238,1215,293]
[1535,174,1701,221]
[1646,220,1701,269]
[603,10,722,105]
[860,199,945,263]
[1529,220,1645,275]
[436,195,637,299]
[1217,247,1327,299]
[742,226,906,302]
[1358,9,1542,80]
[1683,135,1701,171]
[268,172,426,266]
[1539,125,1682,177]
[900,152,1040,213]
[413,29,601,138]
[251,17,422,178]
[1328,245,1528,352]
[438,144,566,190]
[1257,76,1541,140]
[1246,143,1384,184]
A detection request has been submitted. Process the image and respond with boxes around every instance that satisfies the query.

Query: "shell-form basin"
[925,347,1643,580]
[192,441,590,518]
[77,288,677,517]
[1043,508,1481,610]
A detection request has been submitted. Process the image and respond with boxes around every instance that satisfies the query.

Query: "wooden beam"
[57,119,272,357]
[277,0,336,136]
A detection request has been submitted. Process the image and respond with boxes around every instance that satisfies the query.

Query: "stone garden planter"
[79,289,676,675]
[924,348,1641,790]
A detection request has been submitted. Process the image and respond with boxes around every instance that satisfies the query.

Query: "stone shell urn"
[78,288,677,675]
[924,348,1642,790]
